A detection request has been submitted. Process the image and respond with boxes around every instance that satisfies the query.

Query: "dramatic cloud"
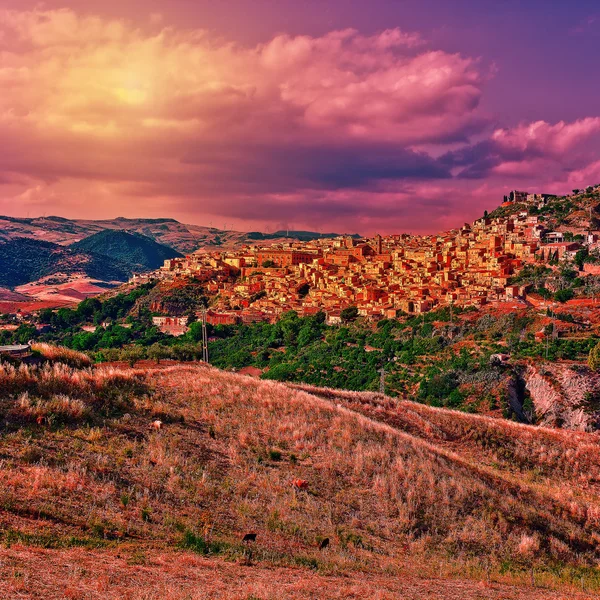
[492,118,600,156]
[441,117,600,190]
[0,7,599,233]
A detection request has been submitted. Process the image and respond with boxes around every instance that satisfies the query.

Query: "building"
[256,249,318,268]
[152,316,190,336]
[509,190,529,203]
[203,310,241,326]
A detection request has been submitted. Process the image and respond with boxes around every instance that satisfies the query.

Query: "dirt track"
[0,547,593,600]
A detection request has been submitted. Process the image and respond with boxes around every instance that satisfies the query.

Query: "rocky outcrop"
[506,373,529,423]
[524,363,600,431]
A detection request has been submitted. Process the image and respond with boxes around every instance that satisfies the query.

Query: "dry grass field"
[1,546,593,600]
[1,358,600,598]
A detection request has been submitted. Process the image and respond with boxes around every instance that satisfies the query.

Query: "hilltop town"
[141,186,600,331]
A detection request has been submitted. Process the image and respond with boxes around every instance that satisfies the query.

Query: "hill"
[489,186,600,234]
[246,230,353,242]
[71,230,182,272]
[0,215,346,254]
[0,356,598,598]
[0,238,131,288]
[0,288,30,302]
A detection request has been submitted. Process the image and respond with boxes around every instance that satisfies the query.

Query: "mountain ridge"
[0,215,348,254]
[71,230,183,273]
[0,237,131,288]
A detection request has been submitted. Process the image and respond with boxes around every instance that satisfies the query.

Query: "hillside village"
[141,187,600,333]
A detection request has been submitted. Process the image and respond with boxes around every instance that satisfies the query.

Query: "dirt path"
[0,547,593,600]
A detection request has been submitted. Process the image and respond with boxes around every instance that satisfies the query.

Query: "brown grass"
[0,361,147,425]
[31,343,92,368]
[288,382,600,487]
[1,547,594,600]
[0,362,599,596]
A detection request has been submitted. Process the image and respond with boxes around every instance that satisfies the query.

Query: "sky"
[1,1,600,235]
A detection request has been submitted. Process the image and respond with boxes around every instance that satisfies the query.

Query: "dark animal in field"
[242,533,257,543]
[319,537,330,550]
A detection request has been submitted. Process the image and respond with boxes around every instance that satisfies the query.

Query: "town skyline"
[142,187,600,333]
[1,1,600,235]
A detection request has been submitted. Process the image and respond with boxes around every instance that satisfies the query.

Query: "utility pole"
[200,308,209,363]
[378,367,386,394]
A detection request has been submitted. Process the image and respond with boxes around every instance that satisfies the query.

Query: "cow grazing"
[319,537,330,550]
[151,420,163,431]
[291,478,309,490]
[242,533,257,543]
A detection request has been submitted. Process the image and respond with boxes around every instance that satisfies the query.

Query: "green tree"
[121,345,144,367]
[340,306,359,323]
[588,342,600,371]
[38,308,54,324]
[574,249,588,270]
[14,324,37,344]
[187,321,204,343]
[172,343,202,362]
[147,343,168,364]
[554,288,574,303]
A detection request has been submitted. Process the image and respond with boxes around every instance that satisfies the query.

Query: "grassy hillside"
[5,287,600,429]
[71,230,182,272]
[0,238,131,287]
[0,355,599,597]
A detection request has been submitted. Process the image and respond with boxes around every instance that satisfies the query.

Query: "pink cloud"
[0,7,598,234]
[492,118,600,155]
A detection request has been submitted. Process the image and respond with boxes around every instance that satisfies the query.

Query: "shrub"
[31,343,92,369]
[180,531,228,555]
[147,343,170,364]
[21,446,44,464]
[121,346,145,367]
[268,449,282,461]
[340,306,359,322]
[554,288,574,303]
[588,342,600,371]
[0,362,148,424]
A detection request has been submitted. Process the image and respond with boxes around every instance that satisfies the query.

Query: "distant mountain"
[0,238,131,288]
[0,216,221,253]
[0,218,352,291]
[71,230,182,272]
[246,230,353,242]
[0,216,350,254]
